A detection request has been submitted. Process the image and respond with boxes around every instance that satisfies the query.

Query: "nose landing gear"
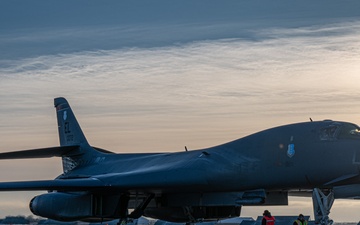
[312,188,334,225]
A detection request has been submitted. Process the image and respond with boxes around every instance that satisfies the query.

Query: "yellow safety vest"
[294,220,308,225]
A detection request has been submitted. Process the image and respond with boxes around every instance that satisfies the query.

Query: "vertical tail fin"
[54,97,100,173]
[54,97,89,147]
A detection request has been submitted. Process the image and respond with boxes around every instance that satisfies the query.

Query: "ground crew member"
[262,210,275,225]
[293,214,308,225]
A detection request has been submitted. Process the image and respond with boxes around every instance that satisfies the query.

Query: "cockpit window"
[337,123,360,140]
[319,123,340,141]
[350,129,360,135]
[320,122,360,141]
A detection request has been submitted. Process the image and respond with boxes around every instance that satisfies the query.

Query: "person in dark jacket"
[262,210,275,225]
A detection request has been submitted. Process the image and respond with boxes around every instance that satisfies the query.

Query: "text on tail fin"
[54,97,89,147]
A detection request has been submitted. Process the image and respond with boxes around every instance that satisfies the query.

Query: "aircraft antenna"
[185,146,188,151]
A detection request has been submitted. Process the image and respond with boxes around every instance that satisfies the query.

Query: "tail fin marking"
[54,97,103,173]
[54,97,89,147]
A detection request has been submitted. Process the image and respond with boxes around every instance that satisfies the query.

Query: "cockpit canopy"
[320,121,360,141]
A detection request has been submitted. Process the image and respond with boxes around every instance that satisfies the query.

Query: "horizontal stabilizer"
[0,146,79,159]
[0,178,106,191]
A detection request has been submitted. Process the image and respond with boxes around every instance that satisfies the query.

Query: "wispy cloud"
[1,21,360,220]
[1,21,360,116]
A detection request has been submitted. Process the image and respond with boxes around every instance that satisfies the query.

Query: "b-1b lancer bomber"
[1,97,360,225]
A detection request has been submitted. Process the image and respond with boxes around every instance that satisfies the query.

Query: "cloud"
[1,21,360,112]
[1,20,360,220]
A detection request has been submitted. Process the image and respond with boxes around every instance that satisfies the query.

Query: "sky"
[1,0,360,222]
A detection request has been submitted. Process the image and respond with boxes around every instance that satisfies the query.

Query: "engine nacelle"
[142,190,287,222]
[29,192,121,222]
[30,192,94,221]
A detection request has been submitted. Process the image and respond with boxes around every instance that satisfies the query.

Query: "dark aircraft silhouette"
[1,97,360,225]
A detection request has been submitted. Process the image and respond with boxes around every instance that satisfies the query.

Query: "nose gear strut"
[312,188,334,225]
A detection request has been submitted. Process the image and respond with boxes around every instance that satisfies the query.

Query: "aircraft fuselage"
[61,120,360,193]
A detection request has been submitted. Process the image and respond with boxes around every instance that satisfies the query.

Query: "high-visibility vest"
[294,220,308,225]
[264,216,275,225]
